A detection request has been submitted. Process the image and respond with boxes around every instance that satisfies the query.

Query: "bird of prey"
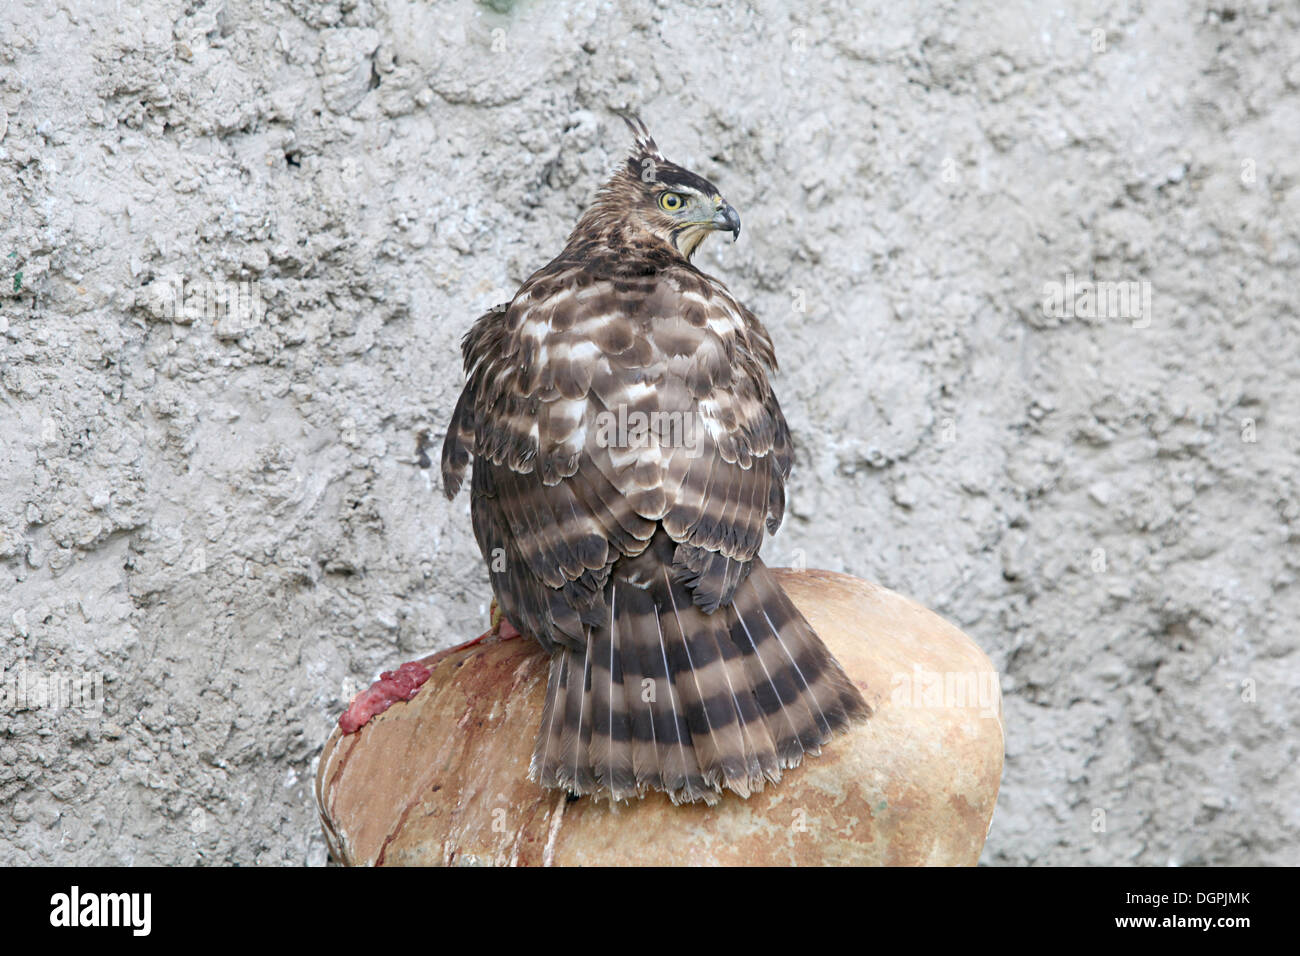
[441,115,869,804]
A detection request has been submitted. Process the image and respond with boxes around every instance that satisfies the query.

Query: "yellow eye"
[658,192,684,212]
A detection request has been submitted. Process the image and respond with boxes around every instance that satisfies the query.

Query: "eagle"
[441,115,869,804]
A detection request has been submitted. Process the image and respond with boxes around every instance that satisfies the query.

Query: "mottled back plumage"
[442,115,869,804]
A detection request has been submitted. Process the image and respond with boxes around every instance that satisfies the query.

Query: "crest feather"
[617,111,665,162]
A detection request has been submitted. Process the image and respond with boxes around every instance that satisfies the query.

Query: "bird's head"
[574,114,741,261]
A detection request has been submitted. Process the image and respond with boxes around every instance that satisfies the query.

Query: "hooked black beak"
[712,203,741,241]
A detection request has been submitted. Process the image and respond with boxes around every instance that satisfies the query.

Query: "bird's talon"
[488,599,523,640]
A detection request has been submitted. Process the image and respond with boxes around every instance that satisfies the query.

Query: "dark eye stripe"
[656,165,720,196]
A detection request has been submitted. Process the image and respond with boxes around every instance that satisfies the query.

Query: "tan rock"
[315,569,1004,866]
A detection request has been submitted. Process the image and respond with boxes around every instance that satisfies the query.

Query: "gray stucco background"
[1,0,1297,865]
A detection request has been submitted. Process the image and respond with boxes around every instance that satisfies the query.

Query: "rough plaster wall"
[0,0,1296,865]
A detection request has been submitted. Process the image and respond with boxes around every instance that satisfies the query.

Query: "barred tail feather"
[616,585,663,791]
[529,540,871,804]
[588,587,638,801]
[533,649,566,782]
[556,636,597,795]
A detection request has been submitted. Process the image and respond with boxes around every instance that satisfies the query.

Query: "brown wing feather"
[444,261,791,628]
